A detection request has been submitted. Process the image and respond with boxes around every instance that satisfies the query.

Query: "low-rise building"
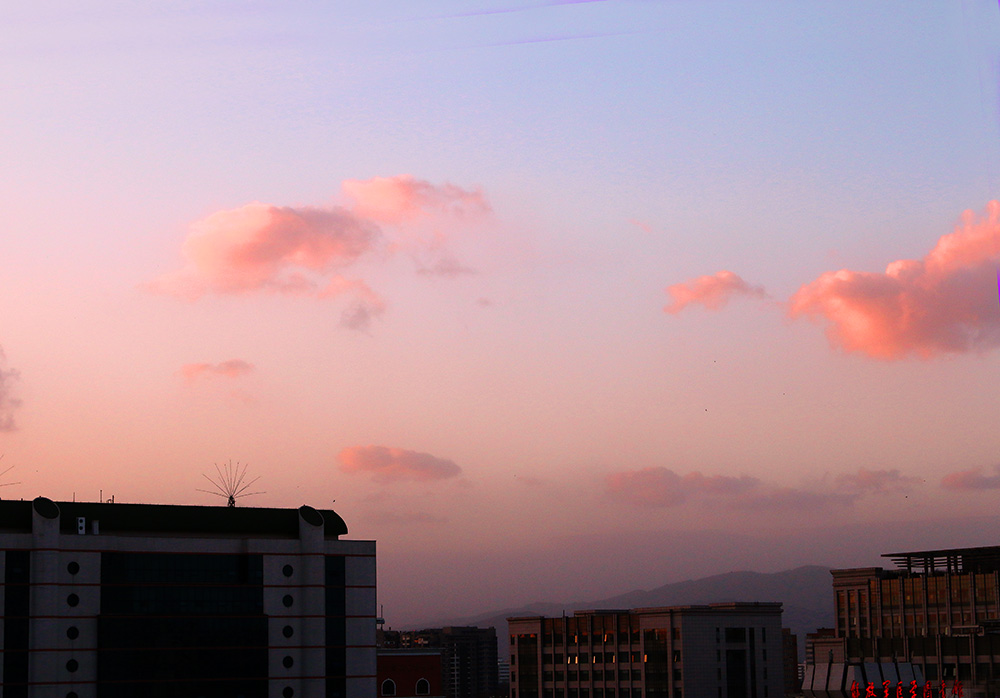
[508,603,786,698]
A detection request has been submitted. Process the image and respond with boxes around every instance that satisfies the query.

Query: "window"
[381,679,397,696]
[416,678,430,695]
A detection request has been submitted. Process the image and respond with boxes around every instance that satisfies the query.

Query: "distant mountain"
[418,565,834,660]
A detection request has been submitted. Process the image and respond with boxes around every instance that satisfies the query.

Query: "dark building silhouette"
[0,497,376,698]
[390,626,499,698]
[378,648,445,697]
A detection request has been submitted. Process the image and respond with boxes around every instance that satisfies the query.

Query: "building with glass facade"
[0,496,376,698]
[808,545,1000,697]
[508,603,786,698]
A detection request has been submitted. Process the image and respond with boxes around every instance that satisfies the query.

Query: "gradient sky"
[3,1,1000,626]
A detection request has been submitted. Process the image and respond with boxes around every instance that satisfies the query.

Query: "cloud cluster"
[180,359,255,382]
[941,465,1000,490]
[0,348,21,432]
[666,202,1000,360]
[664,271,767,314]
[338,445,462,483]
[604,466,842,511]
[791,201,1000,359]
[152,175,489,330]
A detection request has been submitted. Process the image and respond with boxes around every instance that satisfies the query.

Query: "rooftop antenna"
[0,455,21,492]
[197,459,264,507]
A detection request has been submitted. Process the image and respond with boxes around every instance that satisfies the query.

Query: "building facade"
[808,545,1000,698]
[0,497,376,698]
[508,603,786,698]
[384,627,500,698]
[378,649,445,698]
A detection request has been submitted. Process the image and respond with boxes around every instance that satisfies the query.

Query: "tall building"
[805,545,1000,697]
[508,603,786,698]
[0,496,376,698]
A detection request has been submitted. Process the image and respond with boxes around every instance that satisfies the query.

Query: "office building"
[0,496,376,698]
[805,545,1000,697]
[508,603,786,698]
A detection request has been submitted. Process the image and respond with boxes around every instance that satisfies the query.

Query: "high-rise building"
[0,496,376,698]
[508,603,786,698]
[805,545,1000,697]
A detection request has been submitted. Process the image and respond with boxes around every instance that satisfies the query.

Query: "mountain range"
[420,565,835,660]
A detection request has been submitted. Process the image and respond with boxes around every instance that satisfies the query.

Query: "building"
[805,545,1000,698]
[378,648,445,697]
[389,627,500,698]
[0,496,376,698]
[508,603,786,698]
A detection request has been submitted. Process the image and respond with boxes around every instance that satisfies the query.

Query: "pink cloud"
[151,176,490,331]
[835,468,919,494]
[341,175,490,224]
[664,270,767,314]
[628,218,653,233]
[150,203,377,299]
[180,359,255,382]
[941,465,1000,490]
[605,466,844,511]
[0,348,21,432]
[790,201,1000,359]
[338,445,462,483]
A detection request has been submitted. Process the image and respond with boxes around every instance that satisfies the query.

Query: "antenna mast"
[197,460,265,507]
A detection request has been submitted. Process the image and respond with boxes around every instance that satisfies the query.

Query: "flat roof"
[0,498,349,539]
[882,545,1000,572]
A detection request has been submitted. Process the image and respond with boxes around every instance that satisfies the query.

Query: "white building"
[0,496,376,698]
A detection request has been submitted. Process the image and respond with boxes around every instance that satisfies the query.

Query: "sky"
[3,0,1000,627]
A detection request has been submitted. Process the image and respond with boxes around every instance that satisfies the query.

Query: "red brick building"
[378,648,445,698]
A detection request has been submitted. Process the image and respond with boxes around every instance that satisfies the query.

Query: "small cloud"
[942,465,1000,490]
[180,359,255,382]
[338,445,462,483]
[790,201,1000,359]
[150,203,377,299]
[664,270,767,315]
[0,348,22,432]
[416,254,477,277]
[476,297,493,307]
[342,175,490,224]
[627,218,653,234]
[835,468,919,494]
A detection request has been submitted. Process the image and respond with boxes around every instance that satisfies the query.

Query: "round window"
[66,594,80,607]
[67,561,80,575]
[282,688,294,698]
[66,659,79,672]
[282,594,294,608]
[283,625,294,638]
[66,626,79,640]
[283,655,294,669]
[282,564,294,577]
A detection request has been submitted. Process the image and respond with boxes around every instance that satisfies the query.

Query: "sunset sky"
[3,1,1000,626]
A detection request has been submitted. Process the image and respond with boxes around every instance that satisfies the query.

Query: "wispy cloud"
[180,359,255,382]
[664,270,767,314]
[0,348,21,432]
[605,466,845,511]
[835,468,920,494]
[338,445,462,483]
[942,464,1000,490]
[791,201,1000,359]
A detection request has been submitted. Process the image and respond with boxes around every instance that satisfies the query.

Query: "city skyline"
[2,1,1000,627]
